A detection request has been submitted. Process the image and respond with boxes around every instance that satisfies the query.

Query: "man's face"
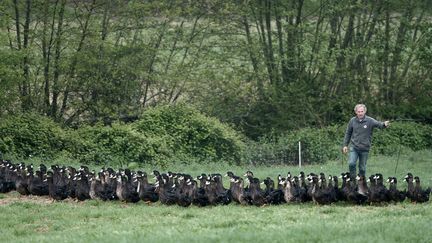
[355,107,366,119]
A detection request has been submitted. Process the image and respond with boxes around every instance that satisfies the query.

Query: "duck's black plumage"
[356,175,369,198]
[174,176,194,207]
[211,174,231,205]
[247,177,266,206]
[155,174,178,205]
[15,163,30,195]
[191,179,210,206]
[369,174,390,203]
[103,169,118,200]
[310,175,334,205]
[404,173,416,201]
[298,172,311,202]
[230,177,250,205]
[74,171,91,201]
[90,172,110,201]
[387,177,406,203]
[27,169,49,196]
[46,170,69,200]
[136,171,158,202]
[332,175,344,201]
[282,174,301,203]
[411,176,431,203]
[66,166,77,198]
[116,174,140,203]
[1,162,16,192]
[344,174,368,204]
[263,177,284,204]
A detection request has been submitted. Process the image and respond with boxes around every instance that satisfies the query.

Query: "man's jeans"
[348,147,369,178]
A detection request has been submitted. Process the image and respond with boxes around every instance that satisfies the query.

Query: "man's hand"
[342,146,348,154]
[384,121,390,127]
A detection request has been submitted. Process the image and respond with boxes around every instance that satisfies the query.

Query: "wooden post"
[298,141,301,168]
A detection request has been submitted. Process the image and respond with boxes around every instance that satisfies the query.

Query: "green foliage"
[1,111,429,166]
[0,113,66,158]
[0,106,245,166]
[65,123,165,166]
[373,121,432,155]
[244,122,431,165]
[133,105,245,164]
[244,125,343,165]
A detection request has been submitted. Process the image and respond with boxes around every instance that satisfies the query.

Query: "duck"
[225,173,247,205]
[66,166,77,198]
[324,175,338,203]
[343,173,368,204]
[292,175,309,202]
[102,168,118,200]
[298,172,311,201]
[2,162,16,192]
[116,174,140,203]
[89,171,109,200]
[282,174,301,203]
[202,177,220,205]
[411,176,431,203]
[276,174,285,190]
[230,177,250,205]
[332,175,344,201]
[27,166,49,196]
[356,175,369,198]
[15,163,30,195]
[210,174,231,205]
[74,171,91,201]
[404,173,415,201]
[310,175,334,205]
[0,161,9,193]
[387,177,406,203]
[174,175,194,207]
[136,171,158,203]
[191,179,210,207]
[262,177,284,204]
[373,173,390,203]
[247,177,266,206]
[339,172,349,201]
[46,170,69,200]
[155,174,178,205]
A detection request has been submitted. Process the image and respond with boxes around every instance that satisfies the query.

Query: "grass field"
[1,150,431,243]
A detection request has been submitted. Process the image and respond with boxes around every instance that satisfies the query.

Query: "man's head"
[354,104,367,119]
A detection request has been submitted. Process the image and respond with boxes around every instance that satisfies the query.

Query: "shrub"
[244,126,342,165]
[67,123,169,166]
[372,121,432,155]
[0,113,66,158]
[244,122,432,165]
[132,105,245,164]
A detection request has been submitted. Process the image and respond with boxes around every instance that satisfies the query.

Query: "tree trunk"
[60,0,97,120]
[21,0,32,111]
[50,0,66,119]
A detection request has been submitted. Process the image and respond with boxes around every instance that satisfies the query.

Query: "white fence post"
[298,141,301,168]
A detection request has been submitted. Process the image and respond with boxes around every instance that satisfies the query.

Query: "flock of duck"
[1,159,430,206]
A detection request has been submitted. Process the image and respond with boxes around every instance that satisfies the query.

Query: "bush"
[0,113,66,158]
[132,105,245,164]
[66,123,169,166]
[244,125,343,165]
[1,111,429,166]
[244,122,432,165]
[372,121,432,155]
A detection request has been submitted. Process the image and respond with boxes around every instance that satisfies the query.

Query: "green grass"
[1,150,431,243]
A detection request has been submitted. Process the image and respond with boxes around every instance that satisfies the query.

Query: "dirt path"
[0,192,66,206]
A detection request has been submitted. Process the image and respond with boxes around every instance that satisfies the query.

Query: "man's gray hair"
[354,104,367,112]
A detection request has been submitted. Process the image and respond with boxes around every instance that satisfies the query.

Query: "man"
[342,104,390,178]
